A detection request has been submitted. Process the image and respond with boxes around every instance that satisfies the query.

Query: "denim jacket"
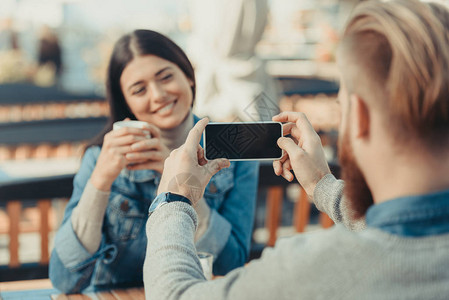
[49,116,259,293]
[366,187,449,237]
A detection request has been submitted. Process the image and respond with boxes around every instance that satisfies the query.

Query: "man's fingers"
[294,113,318,143]
[272,111,304,123]
[277,137,304,160]
[197,145,207,166]
[282,122,295,136]
[273,152,288,173]
[276,112,317,144]
[282,160,294,182]
[273,160,282,176]
[273,111,313,126]
[274,158,294,181]
[185,118,209,152]
[204,158,230,178]
[280,152,289,163]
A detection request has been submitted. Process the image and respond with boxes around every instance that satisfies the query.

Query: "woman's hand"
[90,126,152,191]
[125,125,170,174]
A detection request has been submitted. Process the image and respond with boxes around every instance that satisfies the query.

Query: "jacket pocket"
[104,194,147,242]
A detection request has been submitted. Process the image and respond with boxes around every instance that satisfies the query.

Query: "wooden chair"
[0,174,74,281]
[259,161,340,247]
[0,163,339,280]
[0,117,108,281]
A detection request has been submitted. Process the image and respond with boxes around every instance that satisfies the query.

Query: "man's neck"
[366,150,449,204]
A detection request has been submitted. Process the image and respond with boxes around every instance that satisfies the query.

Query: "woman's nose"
[149,83,167,102]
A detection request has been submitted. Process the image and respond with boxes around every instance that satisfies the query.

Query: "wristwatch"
[148,192,192,216]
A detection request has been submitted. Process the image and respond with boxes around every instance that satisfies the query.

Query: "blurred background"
[0,0,347,168]
[0,0,346,93]
[1,0,446,283]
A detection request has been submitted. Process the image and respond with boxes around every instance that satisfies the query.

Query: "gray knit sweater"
[143,174,449,299]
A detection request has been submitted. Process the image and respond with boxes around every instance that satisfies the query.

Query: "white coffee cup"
[113,120,151,138]
[113,121,151,174]
[197,252,213,280]
[113,120,148,130]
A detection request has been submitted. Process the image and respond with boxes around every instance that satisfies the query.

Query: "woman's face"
[120,55,193,129]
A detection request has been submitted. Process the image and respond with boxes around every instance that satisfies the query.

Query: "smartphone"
[203,122,283,161]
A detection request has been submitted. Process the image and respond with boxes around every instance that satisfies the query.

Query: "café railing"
[0,116,108,160]
[0,117,108,146]
[0,174,74,281]
[0,116,107,281]
[0,161,340,281]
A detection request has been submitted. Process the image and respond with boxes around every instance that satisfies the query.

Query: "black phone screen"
[204,122,282,160]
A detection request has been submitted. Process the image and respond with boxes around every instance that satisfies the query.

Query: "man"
[143,0,449,299]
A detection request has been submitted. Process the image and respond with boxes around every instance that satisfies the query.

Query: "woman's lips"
[153,100,177,116]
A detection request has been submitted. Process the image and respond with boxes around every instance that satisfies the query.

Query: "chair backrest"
[258,161,340,247]
[0,174,74,281]
[0,163,340,281]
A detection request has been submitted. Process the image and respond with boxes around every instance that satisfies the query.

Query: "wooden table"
[0,279,145,300]
[51,287,145,299]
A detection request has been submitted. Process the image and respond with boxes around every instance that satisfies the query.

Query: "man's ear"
[350,94,370,139]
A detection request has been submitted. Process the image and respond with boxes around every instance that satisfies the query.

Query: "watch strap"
[148,192,192,216]
[166,192,192,205]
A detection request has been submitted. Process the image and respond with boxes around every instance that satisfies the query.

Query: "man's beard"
[339,128,374,220]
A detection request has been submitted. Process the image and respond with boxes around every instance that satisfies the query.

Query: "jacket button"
[209,183,217,194]
[120,200,130,212]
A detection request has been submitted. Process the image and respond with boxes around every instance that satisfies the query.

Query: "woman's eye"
[132,87,145,95]
[161,74,173,82]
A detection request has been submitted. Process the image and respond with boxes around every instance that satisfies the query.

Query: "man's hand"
[272,112,331,198]
[157,118,230,206]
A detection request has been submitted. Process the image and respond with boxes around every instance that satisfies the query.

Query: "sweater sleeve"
[71,180,110,253]
[49,147,116,294]
[194,161,258,275]
[144,202,284,300]
[144,200,358,300]
[313,173,366,231]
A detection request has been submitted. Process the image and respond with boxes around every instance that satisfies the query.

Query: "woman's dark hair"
[88,29,196,147]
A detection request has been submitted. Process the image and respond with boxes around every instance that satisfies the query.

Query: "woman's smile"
[120,55,193,129]
[152,99,177,116]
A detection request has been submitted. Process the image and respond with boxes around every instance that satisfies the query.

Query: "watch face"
[149,192,192,216]
[156,201,168,210]
[148,192,169,215]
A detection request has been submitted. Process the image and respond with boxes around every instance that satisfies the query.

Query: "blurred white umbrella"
[189,0,280,122]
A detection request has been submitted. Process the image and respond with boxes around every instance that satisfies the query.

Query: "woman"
[49,30,259,293]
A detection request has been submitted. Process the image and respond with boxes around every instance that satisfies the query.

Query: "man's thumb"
[277,137,303,161]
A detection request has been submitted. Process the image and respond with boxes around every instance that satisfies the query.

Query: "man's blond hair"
[340,0,449,147]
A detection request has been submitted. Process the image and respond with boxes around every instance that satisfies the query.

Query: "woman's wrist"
[90,169,115,192]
